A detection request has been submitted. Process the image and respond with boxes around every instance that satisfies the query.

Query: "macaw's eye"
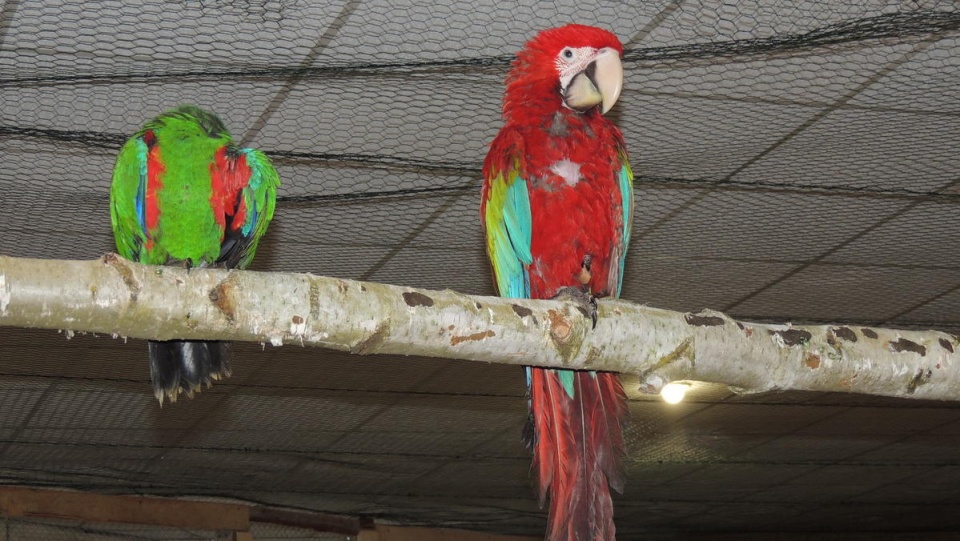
[562,48,574,59]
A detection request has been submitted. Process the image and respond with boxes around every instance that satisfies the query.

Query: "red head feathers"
[504,24,624,122]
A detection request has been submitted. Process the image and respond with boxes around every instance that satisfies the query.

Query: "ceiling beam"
[0,486,249,531]
[0,486,544,539]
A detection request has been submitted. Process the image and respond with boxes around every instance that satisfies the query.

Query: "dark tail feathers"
[148,340,231,405]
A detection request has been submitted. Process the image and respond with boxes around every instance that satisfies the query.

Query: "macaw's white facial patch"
[551,159,582,186]
[556,46,598,89]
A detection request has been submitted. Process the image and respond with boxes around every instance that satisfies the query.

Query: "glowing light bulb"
[661,382,689,404]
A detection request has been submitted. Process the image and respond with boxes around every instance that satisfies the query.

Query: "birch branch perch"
[1,254,958,401]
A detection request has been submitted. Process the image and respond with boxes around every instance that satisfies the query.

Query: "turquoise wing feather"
[110,135,149,261]
[483,160,533,300]
[612,146,634,297]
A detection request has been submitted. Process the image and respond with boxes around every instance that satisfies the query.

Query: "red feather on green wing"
[210,146,250,236]
[209,146,276,269]
[143,130,164,251]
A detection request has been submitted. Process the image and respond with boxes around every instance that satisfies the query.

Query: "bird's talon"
[551,286,599,329]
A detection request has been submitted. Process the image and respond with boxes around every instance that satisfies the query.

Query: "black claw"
[551,286,599,329]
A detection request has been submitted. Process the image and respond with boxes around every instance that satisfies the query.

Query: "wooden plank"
[0,486,249,531]
[357,529,380,541]
[249,505,359,534]
[368,525,539,541]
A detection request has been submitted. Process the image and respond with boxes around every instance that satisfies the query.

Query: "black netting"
[3,1,960,538]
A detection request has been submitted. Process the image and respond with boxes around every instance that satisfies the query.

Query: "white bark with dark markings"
[1,254,957,401]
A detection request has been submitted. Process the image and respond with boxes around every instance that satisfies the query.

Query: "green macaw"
[111,105,279,404]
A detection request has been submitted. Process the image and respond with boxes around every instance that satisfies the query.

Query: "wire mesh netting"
[3,0,960,538]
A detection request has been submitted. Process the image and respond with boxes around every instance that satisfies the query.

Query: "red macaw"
[481,25,633,541]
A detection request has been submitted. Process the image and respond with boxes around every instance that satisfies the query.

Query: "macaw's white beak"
[562,47,623,114]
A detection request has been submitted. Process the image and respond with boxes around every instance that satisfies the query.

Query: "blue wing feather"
[134,137,148,235]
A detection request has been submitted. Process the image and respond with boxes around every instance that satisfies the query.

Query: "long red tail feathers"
[526,367,627,541]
